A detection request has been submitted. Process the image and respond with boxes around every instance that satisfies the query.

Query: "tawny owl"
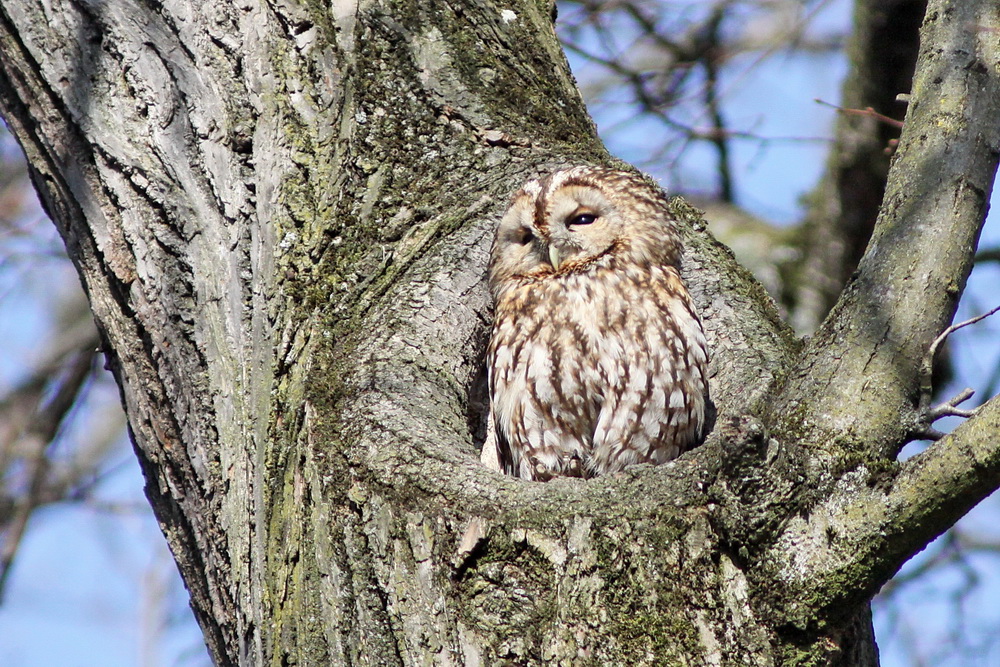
[483,166,709,481]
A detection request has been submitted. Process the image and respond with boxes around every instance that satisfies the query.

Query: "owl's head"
[489,166,682,298]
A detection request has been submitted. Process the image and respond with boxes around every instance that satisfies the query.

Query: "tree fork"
[0,0,998,665]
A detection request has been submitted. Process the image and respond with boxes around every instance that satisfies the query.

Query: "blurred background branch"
[0,123,205,664]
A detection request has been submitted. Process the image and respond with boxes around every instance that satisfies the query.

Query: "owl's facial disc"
[491,192,552,284]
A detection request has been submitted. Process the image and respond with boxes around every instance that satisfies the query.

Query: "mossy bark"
[0,0,998,665]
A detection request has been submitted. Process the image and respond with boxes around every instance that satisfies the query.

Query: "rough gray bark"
[0,1,997,666]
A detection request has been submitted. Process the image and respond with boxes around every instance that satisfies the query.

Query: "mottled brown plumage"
[482,166,709,481]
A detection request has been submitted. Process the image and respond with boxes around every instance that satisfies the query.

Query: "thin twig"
[921,304,1000,402]
[912,304,1000,439]
[814,98,905,129]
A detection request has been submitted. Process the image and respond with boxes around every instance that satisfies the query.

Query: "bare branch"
[901,305,1000,439]
[0,345,95,600]
[815,99,906,130]
[769,393,1000,628]
[768,0,1000,458]
[922,307,1000,398]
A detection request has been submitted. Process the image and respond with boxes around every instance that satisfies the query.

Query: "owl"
[482,166,709,481]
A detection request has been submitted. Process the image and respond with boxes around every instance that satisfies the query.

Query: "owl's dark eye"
[518,229,535,245]
[568,213,597,227]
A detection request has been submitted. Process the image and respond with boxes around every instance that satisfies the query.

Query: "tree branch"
[768,0,1000,458]
[768,393,1000,629]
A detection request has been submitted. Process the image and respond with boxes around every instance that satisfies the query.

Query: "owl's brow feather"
[532,170,605,233]
[540,170,664,224]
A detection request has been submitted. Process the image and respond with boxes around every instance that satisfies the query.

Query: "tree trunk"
[0,0,998,665]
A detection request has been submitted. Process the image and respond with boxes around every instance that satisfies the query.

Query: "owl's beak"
[548,245,562,270]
